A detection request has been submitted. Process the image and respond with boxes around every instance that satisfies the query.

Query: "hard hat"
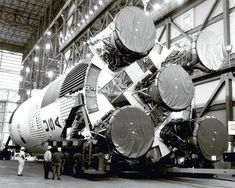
[58,147,62,152]
[20,147,25,151]
[47,146,52,150]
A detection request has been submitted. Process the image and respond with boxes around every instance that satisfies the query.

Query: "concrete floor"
[0,160,235,188]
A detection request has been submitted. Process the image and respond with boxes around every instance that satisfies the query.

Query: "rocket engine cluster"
[9,6,228,175]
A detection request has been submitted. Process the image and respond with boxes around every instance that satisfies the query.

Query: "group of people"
[17,146,65,180]
[44,146,65,180]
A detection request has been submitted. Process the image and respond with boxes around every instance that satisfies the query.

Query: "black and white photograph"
[0,0,235,187]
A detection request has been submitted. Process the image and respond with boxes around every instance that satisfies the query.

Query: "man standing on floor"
[44,145,52,179]
[17,147,26,176]
[52,147,64,180]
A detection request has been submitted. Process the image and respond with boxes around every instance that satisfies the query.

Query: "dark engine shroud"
[136,64,194,112]
[109,106,155,158]
[160,117,228,164]
[101,6,156,71]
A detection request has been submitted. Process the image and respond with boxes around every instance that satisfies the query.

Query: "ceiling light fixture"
[35,45,40,50]
[99,0,103,5]
[45,43,50,50]
[153,3,160,10]
[46,31,52,36]
[26,67,30,73]
[47,71,54,78]
[177,0,184,4]
[34,57,39,63]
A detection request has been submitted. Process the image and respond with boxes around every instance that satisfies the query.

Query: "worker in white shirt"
[17,147,26,176]
[44,145,52,179]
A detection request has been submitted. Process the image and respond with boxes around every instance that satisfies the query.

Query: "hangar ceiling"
[0,0,65,53]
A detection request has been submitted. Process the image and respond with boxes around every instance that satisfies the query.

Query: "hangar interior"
[0,0,235,180]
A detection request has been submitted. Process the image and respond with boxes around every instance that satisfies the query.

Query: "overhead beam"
[154,0,206,28]
[0,42,24,53]
[0,19,36,31]
[169,18,193,42]
[223,0,231,46]
[0,24,32,34]
[166,19,171,49]
[0,29,29,40]
[0,0,46,11]
[161,7,235,49]
[0,4,41,20]
[199,0,220,31]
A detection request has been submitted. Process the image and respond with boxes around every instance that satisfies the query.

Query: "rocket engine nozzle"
[109,106,154,158]
[149,65,194,111]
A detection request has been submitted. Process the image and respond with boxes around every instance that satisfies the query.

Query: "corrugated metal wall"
[0,50,22,147]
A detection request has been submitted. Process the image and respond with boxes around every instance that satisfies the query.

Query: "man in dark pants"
[52,147,64,180]
[44,146,52,179]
